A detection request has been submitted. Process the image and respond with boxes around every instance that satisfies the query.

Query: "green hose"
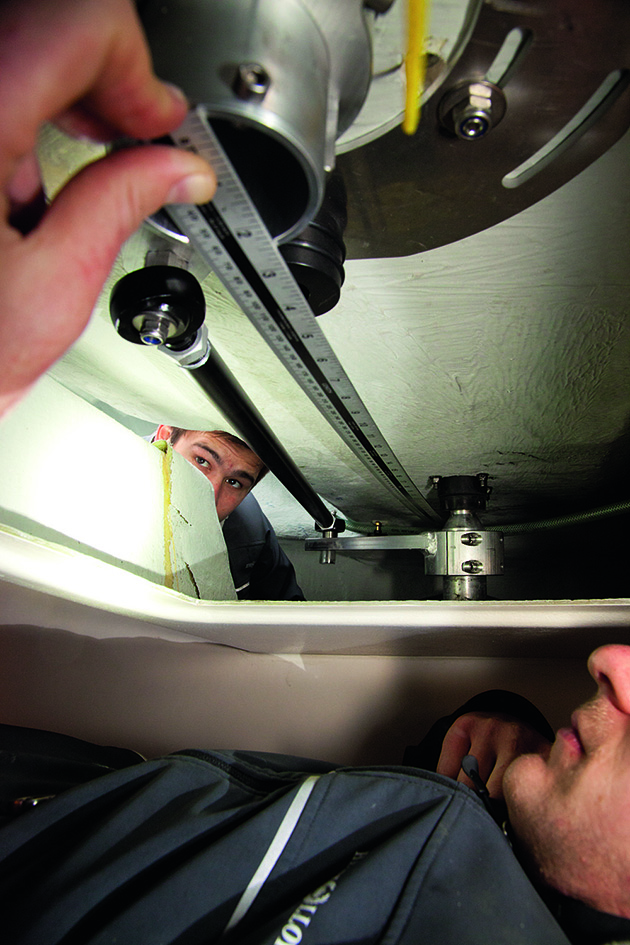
[344,499,630,537]
[489,499,630,535]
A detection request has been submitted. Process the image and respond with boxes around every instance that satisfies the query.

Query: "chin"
[503,751,551,843]
[504,750,547,801]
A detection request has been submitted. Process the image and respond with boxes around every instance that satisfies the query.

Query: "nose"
[204,474,230,520]
[588,645,630,715]
[207,475,223,502]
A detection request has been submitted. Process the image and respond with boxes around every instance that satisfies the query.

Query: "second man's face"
[503,644,630,918]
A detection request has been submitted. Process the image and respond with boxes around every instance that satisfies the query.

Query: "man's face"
[503,644,630,917]
[157,427,263,522]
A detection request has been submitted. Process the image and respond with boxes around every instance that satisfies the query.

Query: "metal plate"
[338,0,630,257]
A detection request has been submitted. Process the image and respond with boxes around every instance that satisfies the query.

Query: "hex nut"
[438,81,506,140]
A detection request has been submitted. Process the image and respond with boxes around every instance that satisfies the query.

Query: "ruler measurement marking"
[197,197,414,497]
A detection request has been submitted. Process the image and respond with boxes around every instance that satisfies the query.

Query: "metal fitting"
[314,515,346,565]
[438,81,506,140]
[319,528,337,565]
[461,559,484,574]
[477,472,490,492]
[133,311,183,346]
[461,532,483,546]
[132,250,198,346]
[144,248,190,269]
[233,62,271,101]
[161,324,212,368]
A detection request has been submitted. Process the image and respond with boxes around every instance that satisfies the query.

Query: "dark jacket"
[223,493,305,600]
[2,694,629,944]
[0,725,569,945]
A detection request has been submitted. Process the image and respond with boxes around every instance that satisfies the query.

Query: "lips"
[572,714,585,752]
[567,712,586,753]
[555,714,585,759]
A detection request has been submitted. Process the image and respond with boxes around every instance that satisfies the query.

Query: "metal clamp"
[305,475,505,600]
[314,516,346,564]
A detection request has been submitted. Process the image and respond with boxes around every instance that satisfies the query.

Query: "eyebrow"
[193,443,257,486]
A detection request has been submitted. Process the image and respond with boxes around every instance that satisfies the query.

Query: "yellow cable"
[403,0,430,135]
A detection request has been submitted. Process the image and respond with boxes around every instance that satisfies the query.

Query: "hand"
[0,0,216,416]
[437,712,552,800]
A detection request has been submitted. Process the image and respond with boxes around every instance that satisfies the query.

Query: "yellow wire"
[403,0,430,135]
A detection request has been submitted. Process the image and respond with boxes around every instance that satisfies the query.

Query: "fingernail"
[166,172,216,205]
[163,82,189,108]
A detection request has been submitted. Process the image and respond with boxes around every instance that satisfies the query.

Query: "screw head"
[456,111,490,139]
[461,559,484,574]
[140,333,163,346]
[461,532,483,546]
[233,62,270,100]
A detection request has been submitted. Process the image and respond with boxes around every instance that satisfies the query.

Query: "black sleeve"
[0,724,143,825]
[402,689,555,771]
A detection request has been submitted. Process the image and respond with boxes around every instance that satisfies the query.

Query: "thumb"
[32,143,215,305]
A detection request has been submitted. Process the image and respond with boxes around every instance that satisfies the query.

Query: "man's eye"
[195,456,209,468]
[226,478,243,489]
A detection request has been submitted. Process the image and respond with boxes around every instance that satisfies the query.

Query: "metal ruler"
[166,107,439,523]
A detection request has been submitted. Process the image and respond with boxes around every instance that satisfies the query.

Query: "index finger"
[436,724,473,781]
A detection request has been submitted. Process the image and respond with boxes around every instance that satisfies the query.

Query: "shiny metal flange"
[139,0,374,243]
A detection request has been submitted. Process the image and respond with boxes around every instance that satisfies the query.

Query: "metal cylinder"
[423,499,504,601]
[443,576,488,601]
[139,0,372,243]
[279,171,348,315]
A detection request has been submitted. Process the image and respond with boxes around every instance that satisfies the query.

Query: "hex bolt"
[438,81,506,141]
[461,532,483,546]
[461,559,484,574]
[319,528,336,565]
[233,63,271,101]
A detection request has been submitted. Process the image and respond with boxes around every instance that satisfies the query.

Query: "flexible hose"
[344,499,630,537]
[489,499,630,535]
